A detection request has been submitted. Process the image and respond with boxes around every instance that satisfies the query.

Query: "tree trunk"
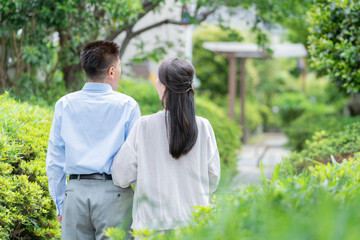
[11,31,21,88]
[63,63,84,90]
[119,29,134,58]
[58,28,85,91]
[0,37,7,90]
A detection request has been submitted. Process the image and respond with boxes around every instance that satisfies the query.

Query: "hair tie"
[166,85,194,94]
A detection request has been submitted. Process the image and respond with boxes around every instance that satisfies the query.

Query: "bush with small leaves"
[283,121,360,172]
[307,0,360,92]
[107,152,360,240]
[0,93,60,239]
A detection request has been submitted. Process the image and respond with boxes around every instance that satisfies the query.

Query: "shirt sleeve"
[125,102,141,140]
[46,101,67,215]
[112,120,139,188]
[207,121,221,194]
[208,149,220,194]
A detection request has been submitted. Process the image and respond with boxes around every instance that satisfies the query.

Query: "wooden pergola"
[203,42,308,142]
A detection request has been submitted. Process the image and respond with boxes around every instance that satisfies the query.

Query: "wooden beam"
[239,58,247,143]
[228,54,237,119]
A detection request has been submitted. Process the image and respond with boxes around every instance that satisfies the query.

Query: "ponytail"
[158,58,198,159]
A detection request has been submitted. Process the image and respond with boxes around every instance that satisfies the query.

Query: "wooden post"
[228,54,237,119]
[239,58,246,143]
[301,58,307,93]
[299,58,307,93]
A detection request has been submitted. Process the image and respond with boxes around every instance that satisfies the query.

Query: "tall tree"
[1,0,312,92]
[58,0,226,89]
[0,0,56,90]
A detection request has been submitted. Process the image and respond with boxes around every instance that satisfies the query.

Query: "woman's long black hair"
[158,58,198,159]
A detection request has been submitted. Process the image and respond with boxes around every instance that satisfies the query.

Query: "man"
[46,40,141,239]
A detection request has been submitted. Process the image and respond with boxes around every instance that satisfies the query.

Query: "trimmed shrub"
[118,80,163,115]
[274,92,336,124]
[258,103,280,131]
[9,75,68,108]
[284,114,359,151]
[237,100,264,132]
[284,121,360,172]
[273,92,312,125]
[275,91,345,151]
[0,93,60,239]
[209,94,277,134]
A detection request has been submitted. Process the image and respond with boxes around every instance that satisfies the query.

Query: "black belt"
[69,173,112,180]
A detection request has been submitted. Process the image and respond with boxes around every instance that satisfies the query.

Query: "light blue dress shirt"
[46,82,141,215]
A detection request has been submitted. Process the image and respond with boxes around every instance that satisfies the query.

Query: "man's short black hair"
[80,40,120,80]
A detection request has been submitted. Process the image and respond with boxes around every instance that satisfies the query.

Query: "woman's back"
[112,110,220,230]
[112,58,220,231]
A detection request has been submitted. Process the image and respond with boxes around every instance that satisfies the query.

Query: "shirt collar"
[82,82,113,92]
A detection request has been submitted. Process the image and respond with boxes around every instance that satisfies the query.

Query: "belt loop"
[102,173,106,181]
[77,174,80,181]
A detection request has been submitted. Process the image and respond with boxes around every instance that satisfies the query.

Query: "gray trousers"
[62,179,133,240]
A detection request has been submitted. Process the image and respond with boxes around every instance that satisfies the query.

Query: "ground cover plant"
[273,80,352,151]
[107,152,360,240]
[283,114,359,151]
[284,121,360,173]
[176,155,360,240]
[105,118,360,239]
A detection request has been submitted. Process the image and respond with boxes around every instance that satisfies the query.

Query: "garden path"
[233,133,290,187]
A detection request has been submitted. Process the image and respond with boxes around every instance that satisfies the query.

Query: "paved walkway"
[233,133,290,187]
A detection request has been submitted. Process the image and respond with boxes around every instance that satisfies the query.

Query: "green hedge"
[284,121,360,172]
[0,93,60,239]
[119,80,242,179]
[274,91,350,151]
[207,94,277,134]
[284,114,359,151]
[273,92,336,126]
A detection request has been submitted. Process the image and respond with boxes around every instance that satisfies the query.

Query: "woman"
[111,58,220,231]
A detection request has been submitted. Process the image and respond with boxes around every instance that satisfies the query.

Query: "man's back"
[52,82,139,174]
[46,40,141,240]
